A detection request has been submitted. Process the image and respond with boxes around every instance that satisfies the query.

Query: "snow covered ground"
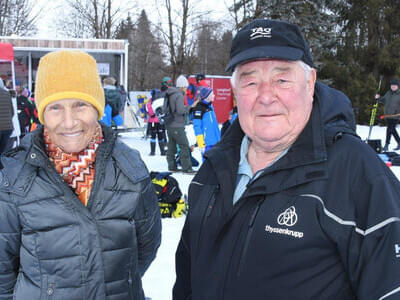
[119,123,400,300]
[119,125,200,300]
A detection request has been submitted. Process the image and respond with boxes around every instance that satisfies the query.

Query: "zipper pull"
[249,200,262,227]
[206,185,219,217]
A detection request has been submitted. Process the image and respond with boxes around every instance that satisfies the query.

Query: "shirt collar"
[237,135,290,178]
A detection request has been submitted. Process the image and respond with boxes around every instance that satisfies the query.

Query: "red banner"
[188,75,233,123]
[0,42,14,61]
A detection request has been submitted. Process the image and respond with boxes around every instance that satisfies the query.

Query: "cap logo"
[250,27,272,40]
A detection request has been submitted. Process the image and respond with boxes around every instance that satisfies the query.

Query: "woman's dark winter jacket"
[0,125,161,300]
[173,82,400,300]
[378,88,400,119]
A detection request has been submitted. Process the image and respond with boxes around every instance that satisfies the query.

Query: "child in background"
[191,86,221,157]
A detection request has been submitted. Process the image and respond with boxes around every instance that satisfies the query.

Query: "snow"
[118,124,200,300]
[118,123,400,300]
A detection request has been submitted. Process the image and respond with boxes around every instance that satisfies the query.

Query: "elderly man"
[173,19,400,300]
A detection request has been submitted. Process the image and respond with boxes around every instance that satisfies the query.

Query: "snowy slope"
[119,124,400,300]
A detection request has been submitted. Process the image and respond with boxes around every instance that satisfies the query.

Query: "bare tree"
[155,0,209,80]
[0,0,38,36]
[56,0,133,38]
[194,21,232,75]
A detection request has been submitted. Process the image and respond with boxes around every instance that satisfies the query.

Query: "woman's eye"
[48,105,60,111]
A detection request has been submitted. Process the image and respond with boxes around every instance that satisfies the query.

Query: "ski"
[367,75,383,141]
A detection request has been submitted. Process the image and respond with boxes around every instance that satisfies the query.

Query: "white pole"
[28,51,32,92]
[124,40,129,89]
[11,61,16,90]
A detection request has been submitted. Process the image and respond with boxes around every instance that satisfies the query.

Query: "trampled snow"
[118,124,400,300]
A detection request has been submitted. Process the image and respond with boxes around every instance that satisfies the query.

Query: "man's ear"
[307,68,317,98]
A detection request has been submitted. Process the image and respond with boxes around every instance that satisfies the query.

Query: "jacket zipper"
[236,199,263,276]
[195,185,219,256]
[128,270,133,298]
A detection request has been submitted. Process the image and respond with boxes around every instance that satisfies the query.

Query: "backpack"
[152,92,174,126]
[150,171,186,218]
[104,88,121,117]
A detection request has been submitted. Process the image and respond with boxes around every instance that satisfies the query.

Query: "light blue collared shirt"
[232,136,289,204]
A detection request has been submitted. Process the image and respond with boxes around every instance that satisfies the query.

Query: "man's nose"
[257,81,276,104]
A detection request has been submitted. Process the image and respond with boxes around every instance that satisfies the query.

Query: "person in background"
[115,81,128,114]
[0,78,14,155]
[102,76,123,127]
[186,74,208,107]
[0,50,161,299]
[191,86,221,157]
[376,79,400,151]
[23,88,39,130]
[16,86,38,136]
[161,76,173,93]
[165,76,194,174]
[176,74,190,107]
[221,106,238,136]
[147,88,167,156]
[174,19,400,300]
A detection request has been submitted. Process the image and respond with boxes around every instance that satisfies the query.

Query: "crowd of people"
[1,17,400,300]
[141,72,229,174]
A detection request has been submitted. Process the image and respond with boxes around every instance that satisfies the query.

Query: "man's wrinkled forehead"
[236,59,298,74]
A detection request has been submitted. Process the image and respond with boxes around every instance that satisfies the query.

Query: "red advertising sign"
[188,75,233,123]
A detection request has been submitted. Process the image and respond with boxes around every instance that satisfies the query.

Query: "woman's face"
[43,98,99,153]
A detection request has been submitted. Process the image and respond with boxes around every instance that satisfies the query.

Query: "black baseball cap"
[225,19,314,72]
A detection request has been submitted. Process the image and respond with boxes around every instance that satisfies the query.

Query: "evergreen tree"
[319,0,400,124]
[116,10,165,90]
[193,21,232,75]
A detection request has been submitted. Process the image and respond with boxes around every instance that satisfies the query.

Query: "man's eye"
[76,102,87,107]
[242,81,256,87]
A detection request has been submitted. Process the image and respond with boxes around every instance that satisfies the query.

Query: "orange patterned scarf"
[44,124,103,206]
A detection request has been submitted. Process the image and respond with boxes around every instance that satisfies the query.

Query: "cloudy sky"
[33,0,233,39]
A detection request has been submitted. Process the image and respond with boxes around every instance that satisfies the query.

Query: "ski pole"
[367,75,383,141]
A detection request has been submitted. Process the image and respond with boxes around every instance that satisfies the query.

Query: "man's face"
[233,59,316,152]
[43,98,99,153]
[391,84,399,92]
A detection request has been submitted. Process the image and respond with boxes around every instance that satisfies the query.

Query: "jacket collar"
[204,81,357,196]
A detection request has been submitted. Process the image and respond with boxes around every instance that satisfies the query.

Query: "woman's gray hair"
[230,60,313,89]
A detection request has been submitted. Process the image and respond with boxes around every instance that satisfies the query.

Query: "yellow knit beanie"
[35,50,105,124]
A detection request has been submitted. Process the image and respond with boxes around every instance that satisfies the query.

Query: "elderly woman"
[0,50,161,300]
